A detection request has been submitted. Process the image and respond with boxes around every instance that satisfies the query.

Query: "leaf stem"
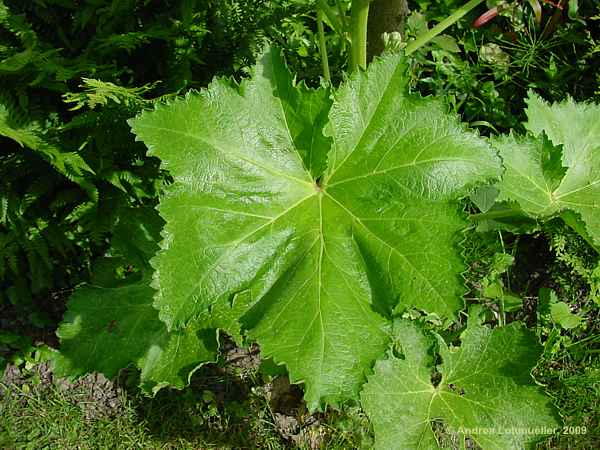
[317,7,331,83]
[498,230,506,327]
[566,333,600,348]
[350,0,370,71]
[405,0,485,56]
[469,208,522,221]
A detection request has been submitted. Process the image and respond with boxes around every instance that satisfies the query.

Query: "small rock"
[224,343,261,375]
[273,412,299,438]
[1,364,23,387]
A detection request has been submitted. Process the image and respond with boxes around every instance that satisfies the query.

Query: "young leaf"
[494,93,600,245]
[361,320,558,450]
[550,302,582,330]
[130,47,501,409]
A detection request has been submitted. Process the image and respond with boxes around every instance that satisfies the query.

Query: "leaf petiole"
[405,0,485,56]
[469,208,524,221]
[350,0,370,71]
[317,7,332,83]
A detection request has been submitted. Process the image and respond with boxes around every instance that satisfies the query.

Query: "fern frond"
[0,1,38,48]
[0,195,7,224]
[0,92,95,190]
[63,78,161,111]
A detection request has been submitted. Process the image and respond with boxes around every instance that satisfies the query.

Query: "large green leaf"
[494,93,600,245]
[361,319,558,450]
[54,274,217,392]
[54,208,217,392]
[130,48,501,409]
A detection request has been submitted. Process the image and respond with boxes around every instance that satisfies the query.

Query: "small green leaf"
[538,287,557,317]
[568,0,579,19]
[431,35,460,53]
[471,185,499,213]
[491,252,514,274]
[483,279,504,299]
[479,43,510,66]
[503,293,524,312]
[407,12,428,35]
[550,302,582,329]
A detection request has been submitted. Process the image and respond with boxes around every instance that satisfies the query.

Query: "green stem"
[566,333,600,348]
[469,208,522,221]
[405,0,485,55]
[337,0,349,29]
[498,230,506,327]
[350,0,370,71]
[317,8,331,83]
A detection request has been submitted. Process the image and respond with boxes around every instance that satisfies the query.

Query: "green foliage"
[53,207,220,394]
[549,228,600,305]
[550,300,583,329]
[62,78,163,111]
[534,227,600,447]
[82,43,595,443]
[0,0,333,337]
[492,92,600,246]
[478,251,523,319]
[405,0,600,132]
[2,1,599,448]
[123,48,498,410]
[56,46,600,448]
[361,316,558,449]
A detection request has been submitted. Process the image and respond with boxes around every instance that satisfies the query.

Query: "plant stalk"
[317,8,331,83]
[405,0,485,55]
[318,0,346,36]
[469,208,522,221]
[350,0,370,71]
[498,230,506,327]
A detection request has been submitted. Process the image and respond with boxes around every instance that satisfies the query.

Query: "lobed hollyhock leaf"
[129,47,501,409]
[361,318,559,449]
[494,93,600,246]
[64,46,501,409]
